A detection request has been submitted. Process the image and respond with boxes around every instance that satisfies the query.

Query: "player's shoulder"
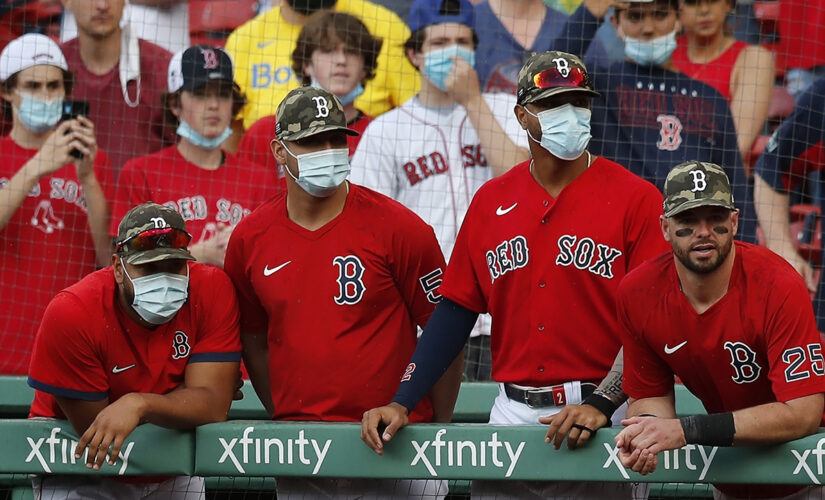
[736,241,802,283]
[189,261,234,290]
[475,159,531,196]
[54,267,115,310]
[618,250,673,296]
[232,190,286,240]
[349,183,433,230]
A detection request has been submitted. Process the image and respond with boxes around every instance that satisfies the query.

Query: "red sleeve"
[438,199,487,314]
[388,211,447,328]
[27,293,109,400]
[109,161,149,237]
[617,280,675,399]
[237,116,278,172]
[223,224,269,335]
[189,266,242,362]
[625,184,670,271]
[766,275,825,402]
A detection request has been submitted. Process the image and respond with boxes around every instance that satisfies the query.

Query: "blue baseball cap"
[408,0,475,33]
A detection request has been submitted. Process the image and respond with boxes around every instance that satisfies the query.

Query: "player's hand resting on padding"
[75,393,144,470]
[540,404,608,450]
[614,416,685,474]
[361,402,409,455]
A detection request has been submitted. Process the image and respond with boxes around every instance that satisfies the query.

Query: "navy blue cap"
[408,0,475,33]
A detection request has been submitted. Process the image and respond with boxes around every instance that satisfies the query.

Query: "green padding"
[194,421,825,484]
[0,419,194,476]
[649,482,714,498]
[0,376,32,417]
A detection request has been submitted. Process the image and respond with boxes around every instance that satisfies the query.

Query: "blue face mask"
[15,93,62,133]
[310,78,364,106]
[122,259,189,325]
[623,29,678,67]
[524,103,592,160]
[282,143,351,197]
[422,45,476,92]
[176,120,232,150]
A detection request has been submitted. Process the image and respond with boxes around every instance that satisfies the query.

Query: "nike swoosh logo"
[664,341,688,355]
[257,40,275,49]
[496,203,517,216]
[263,261,291,277]
[112,364,136,374]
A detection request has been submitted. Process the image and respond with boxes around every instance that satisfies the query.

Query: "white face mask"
[14,92,62,133]
[122,258,189,325]
[523,103,592,160]
[622,28,679,67]
[282,142,350,197]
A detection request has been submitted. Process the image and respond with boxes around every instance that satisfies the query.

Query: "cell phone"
[60,100,90,159]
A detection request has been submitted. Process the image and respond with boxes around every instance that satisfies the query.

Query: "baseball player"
[349,0,530,378]
[615,161,825,500]
[27,202,242,500]
[223,86,459,499]
[753,77,825,328]
[110,45,278,268]
[361,51,669,499]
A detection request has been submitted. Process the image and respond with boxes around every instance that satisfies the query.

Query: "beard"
[673,236,733,274]
[286,0,338,15]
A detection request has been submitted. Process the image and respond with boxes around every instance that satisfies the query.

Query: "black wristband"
[582,392,619,423]
[679,413,735,446]
[638,414,657,418]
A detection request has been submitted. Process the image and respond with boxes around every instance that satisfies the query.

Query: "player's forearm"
[79,173,112,267]
[428,348,465,423]
[134,386,234,428]
[731,394,823,445]
[753,174,796,255]
[626,393,677,419]
[463,96,529,177]
[242,333,274,415]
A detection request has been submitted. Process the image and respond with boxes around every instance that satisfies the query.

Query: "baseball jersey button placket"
[537,324,545,332]
[538,281,546,288]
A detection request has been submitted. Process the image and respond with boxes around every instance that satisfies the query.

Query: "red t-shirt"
[237,111,372,174]
[672,38,748,102]
[28,263,241,418]
[223,184,446,422]
[438,158,669,387]
[0,136,113,375]
[109,146,280,242]
[619,241,825,498]
[778,0,825,71]
[61,38,173,175]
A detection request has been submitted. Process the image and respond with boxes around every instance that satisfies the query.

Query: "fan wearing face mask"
[0,33,112,376]
[224,86,460,499]
[109,46,279,269]
[28,202,242,500]
[585,0,757,243]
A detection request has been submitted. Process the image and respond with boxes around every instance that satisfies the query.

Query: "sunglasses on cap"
[532,66,587,91]
[115,227,192,253]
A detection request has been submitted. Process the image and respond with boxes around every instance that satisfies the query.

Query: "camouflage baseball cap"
[275,86,360,142]
[115,203,195,265]
[517,51,600,106]
[663,161,736,218]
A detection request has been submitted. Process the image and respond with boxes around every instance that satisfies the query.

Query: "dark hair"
[161,84,246,132]
[403,0,479,68]
[1,69,74,121]
[292,11,382,86]
[615,0,680,14]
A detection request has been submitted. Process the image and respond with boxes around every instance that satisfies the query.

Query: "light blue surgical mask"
[311,78,364,106]
[524,103,592,160]
[623,29,678,67]
[122,258,189,325]
[422,45,476,92]
[15,93,62,133]
[282,143,350,197]
[176,120,232,150]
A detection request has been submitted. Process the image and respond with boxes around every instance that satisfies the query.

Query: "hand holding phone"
[60,100,90,159]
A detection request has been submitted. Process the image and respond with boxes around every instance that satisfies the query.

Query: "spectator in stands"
[672,0,774,163]
[361,50,669,499]
[615,161,825,500]
[473,0,615,94]
[777,0,825,99]
[28,202,240,499]
[224,0,418,140]
[62,0,191,54]
[754,78,825,328]
[61,0,173,175]
[237,10,380,174]
[586,0,757,243]
[350,0,529,381]
[0,33,111,376]
[224,86,460,498]
[111,46,278,268]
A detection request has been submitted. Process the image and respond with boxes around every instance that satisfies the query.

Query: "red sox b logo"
[723,341,761,383]
[333,255,366,305]
[656,114,683,151]
[201,48,219,69]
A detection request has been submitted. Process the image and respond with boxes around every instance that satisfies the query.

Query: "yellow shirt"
[225,0,420,129]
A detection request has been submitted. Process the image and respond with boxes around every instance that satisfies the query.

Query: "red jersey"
[61,38,173,175]
[28,263,241,418]
[672,39,747,102]
[237,111,371,173]
[619,241,825,498]
[0,136,113,375]
[109,146,279,243]
[438,158,669,387]
[223,184,446,422]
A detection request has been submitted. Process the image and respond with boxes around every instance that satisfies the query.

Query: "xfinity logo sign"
[791,437,825,484]
[26,427,134,474]
[603,442,717,480]
[410,429,525,478]
[218,426,332,475]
